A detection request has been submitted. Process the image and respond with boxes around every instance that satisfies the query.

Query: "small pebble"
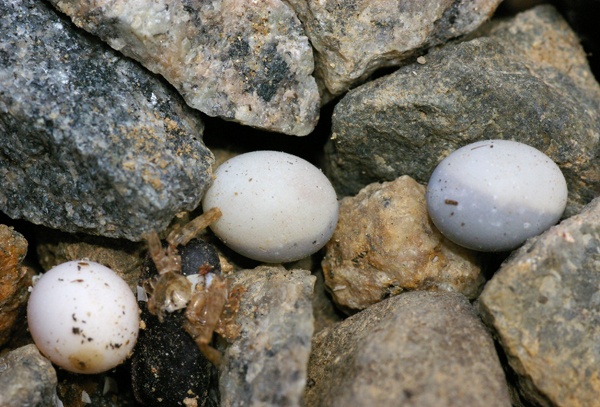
[27,260,139,374]
[426,139,568,251]
[202,151,339,263]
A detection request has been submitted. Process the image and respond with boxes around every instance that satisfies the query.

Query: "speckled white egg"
[426,139,568,252]
[202,151,339,263]
[27,260,139,374]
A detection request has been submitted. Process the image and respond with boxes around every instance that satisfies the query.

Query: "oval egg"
[27,260,139,374]
[426,139,568,251]
[202,151,339,263]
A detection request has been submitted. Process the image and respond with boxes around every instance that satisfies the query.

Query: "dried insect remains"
[143,207,242,366]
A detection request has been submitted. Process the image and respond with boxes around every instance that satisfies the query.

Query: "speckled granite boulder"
[220,266,315,407]
[49,0,320,136]
[0,0,214,240]
[306,291,512,407]
[0,345,59,407]
[478,197,600,407]
[324,5,600,217]
[322,176,482,313]
[285,0,500,97]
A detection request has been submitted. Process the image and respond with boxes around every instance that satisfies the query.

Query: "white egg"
[426,139,568,252]
[202,151,339,263]
[27,260,139,374]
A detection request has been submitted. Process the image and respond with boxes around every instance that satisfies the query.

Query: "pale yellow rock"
[322,175,482,313]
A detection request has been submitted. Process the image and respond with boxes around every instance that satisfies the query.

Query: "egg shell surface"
[202,151,339,263]
[27,260,139,374]
[426,139,568,252]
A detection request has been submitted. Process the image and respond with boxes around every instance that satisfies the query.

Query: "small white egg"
[202,151,339,263]
[27,260,139,374]
[426,139,568,251]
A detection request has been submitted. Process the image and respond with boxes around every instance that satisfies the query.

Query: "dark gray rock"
[0,0,214,241]
[306,291,512,407]
[478,197,600,407]
[220,266,315,407]
[48,0,320,136]
[0,344,59,407]
[324,5,600,217]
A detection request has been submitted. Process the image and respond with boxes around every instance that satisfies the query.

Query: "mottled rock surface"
[49,0,320,136]
[478,197,600,407]
[325,5,600,217]
[306,291,511,407]
[322,176,482,313]
[0,0,214,241]
[0,225,31,348]
[0,344,59,407]
[285,0,500,96]
[220,266,315,407]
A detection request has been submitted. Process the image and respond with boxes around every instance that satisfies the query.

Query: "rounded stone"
[202,151,339,263]
[27,260,139,374]
[426,139,568,251]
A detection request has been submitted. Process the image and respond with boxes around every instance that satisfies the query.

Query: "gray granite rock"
[324,5,600,217]
[219,266,315,407]
[49,0,320,136]
[306,291,512,407]
[478,197,600,407]
[285,0,501,97]
[0,344,60,407]
[0,0,214,241]
[322,176,483,313]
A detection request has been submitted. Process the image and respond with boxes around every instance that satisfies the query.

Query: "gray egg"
[426,140,568,252]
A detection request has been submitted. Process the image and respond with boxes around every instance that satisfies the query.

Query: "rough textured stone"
[306,291,512,407]
[0,0,214,241]
[324,5,600,217]
[285,0,500,96]
[0,344,59,407]
[322,176,482,313]
[36,230,144,291]
[49,0,320,136]
[220,266,315,407]
[0,225,31,348]
[478,197,600,407]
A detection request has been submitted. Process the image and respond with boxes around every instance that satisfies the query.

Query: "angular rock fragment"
[0,345,60,407]
[285,0,500,96]
[49,0,320,135]
[478,197,600,407]
[0,0,214,240]
[220,266,315,407]
[324,5,600,217]
[0,225,31,348]
[322,176,482,313]
[306,291,512,407]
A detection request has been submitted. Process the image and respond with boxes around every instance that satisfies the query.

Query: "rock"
[285,0,501,96]
[49,0,320,136]
[220,266,315,407]
[324,5,600,217]
[36,230,144,291]
[0,0,214,241]
[478,197,600,407]
[312,269,343,334]
[322,176,482,313]
[0,225,32,348]
[0,344,60,407]
[306,291,512,407]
